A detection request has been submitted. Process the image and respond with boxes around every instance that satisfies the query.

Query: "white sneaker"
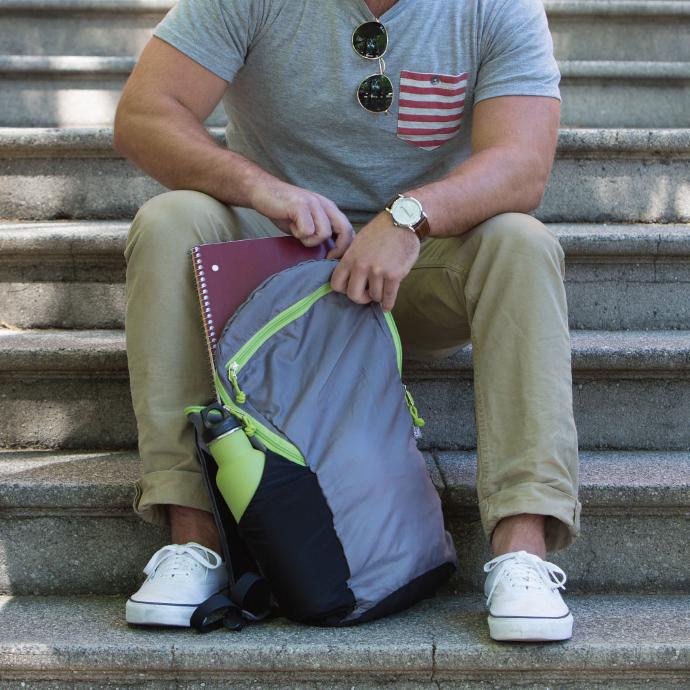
[483,550,573,642]
[126,542,228,627]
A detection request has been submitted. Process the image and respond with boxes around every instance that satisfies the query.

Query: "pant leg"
[394,212,580,552]
[125,190,282,527]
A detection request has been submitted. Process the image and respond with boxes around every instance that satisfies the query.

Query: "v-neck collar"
[353,0,415,23]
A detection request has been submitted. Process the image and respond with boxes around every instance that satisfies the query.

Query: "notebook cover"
[192,235,329,371]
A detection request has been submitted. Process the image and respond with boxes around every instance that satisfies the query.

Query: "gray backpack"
[187,259,457,629]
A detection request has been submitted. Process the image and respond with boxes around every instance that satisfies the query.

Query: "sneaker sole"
[125,598,198,627]
[487,612,573,642]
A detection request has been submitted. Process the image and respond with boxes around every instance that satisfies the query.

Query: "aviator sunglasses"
[352,20,393,114]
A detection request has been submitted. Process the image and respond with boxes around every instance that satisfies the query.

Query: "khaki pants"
[125,190,580,552]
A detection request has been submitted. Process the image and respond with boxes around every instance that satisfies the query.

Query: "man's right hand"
[249,179,354,259]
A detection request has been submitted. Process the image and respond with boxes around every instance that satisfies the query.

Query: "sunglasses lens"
[357,74,393,113]
[352,21,387,59]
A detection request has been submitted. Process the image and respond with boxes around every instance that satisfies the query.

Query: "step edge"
[2,222,689,258]
[0,0,173,14]
[3,56,689,79]
[1,449,688,512]
[2,329,690,373]
[544,0,690,17]
[2,0,689,18]
[0,594,687,677]
[0,127,688,159]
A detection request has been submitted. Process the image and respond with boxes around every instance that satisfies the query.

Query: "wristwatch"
[384,194,431,242]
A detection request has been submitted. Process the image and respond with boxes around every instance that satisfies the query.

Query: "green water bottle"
[200,404,265,523]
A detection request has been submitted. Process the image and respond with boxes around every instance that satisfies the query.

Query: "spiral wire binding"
[192,246,219,382]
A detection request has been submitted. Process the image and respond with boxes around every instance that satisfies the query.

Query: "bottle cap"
[200,403,242,444]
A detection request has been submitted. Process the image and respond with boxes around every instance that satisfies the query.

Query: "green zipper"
[215,369,307,466]
[226,283,334,401]
[384,310,424,429]
[217,281,421,463]
[384,311,403,375]
[217,284,334,466]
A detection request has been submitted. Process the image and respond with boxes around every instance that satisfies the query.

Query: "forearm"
[407,145,554,239]
[113,97,278,207]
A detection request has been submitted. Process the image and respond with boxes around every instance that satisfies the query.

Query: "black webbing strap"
[230,572,272,618]
[190,575,272,633]
[188,410,272,632]
[190,591,244,632]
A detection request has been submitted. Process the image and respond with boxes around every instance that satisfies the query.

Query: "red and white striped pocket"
[396,70,468,151]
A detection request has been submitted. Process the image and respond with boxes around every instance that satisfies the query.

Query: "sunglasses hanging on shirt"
[352,20,393,114]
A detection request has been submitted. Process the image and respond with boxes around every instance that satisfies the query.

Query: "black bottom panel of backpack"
[239,451,357,624]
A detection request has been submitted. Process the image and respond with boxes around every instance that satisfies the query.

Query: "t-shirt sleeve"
[474,0,561,104]
[152,0,263,83]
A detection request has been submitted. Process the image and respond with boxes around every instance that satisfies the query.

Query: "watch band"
[385,194,431,242]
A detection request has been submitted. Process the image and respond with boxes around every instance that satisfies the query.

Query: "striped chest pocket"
[396,70,468,151]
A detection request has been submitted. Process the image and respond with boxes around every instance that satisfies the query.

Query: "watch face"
[392,197,422,226]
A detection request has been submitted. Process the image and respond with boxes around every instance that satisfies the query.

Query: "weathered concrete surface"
[547,0,690,62]
[0,593,687,688]
[0,328,689,449]
[0,0,170,57]
[436,450,690,593]
[2,57,687,127]
[2,221,689,330]
[559,61,690,128]
[2,0,689,62]
[0,450,688,594]
[0,56,227,127]
[1,128,689,222]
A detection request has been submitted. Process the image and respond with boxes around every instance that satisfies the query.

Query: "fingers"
[330,261,349,294]
[332,262,396,309]
[307,201,334,246]
[289,196,352,251]
[250,181,352,252]
[288,202,316,244]
[346,269,371,305]
[381,278,400,312]
[366,271,384,303]
[325,205,354,259]
[331,263,373,305]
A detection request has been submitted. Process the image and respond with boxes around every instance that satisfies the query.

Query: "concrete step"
[1,56,688,128]
[0,329,688,450]
[0,0,171,58]
[1,449,687,595]
[546,0,690,62]
[2,221,690,331]
[0,55,226,127]
[1,593,687,689]
[559,61,690,128]
[1,127,689,222]
[1,0,689,62]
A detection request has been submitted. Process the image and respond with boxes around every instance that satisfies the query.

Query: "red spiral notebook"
[192,236,329,373]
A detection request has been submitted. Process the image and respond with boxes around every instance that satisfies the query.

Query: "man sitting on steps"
[114,0,580,642]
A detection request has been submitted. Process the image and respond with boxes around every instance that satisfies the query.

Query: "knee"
[125,190,222,262]
[478,213,563,264]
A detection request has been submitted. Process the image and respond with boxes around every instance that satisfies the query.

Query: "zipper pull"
[227,362,247,404]
[223,401,255,437]
[404,386,426,431]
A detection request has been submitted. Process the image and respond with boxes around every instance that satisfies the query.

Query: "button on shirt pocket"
[396,71,468,151]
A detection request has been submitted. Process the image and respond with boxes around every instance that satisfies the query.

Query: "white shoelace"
[483,550,567,607]
[143,542,223,580]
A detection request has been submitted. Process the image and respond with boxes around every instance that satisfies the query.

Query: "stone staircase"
[0,0,688,687]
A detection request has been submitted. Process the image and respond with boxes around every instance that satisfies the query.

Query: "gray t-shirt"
[154,0,560,222]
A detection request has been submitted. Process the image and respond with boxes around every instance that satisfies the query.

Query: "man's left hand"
[330,212,420,312]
